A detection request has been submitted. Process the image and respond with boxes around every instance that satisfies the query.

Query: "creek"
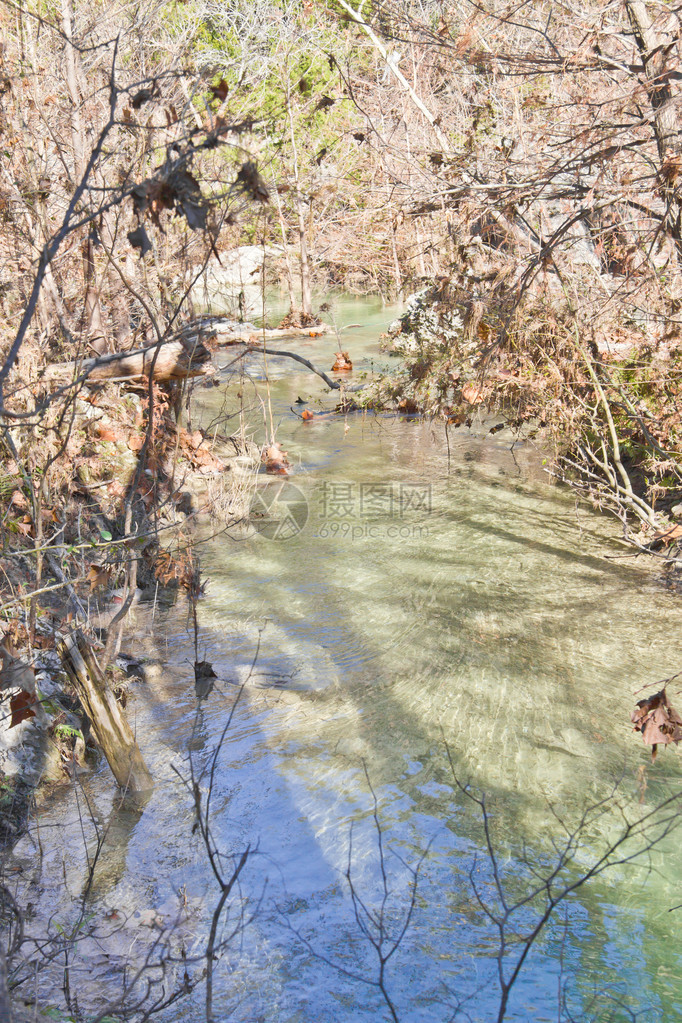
[8,295,682,1022]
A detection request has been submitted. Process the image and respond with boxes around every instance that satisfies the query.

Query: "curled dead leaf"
[461,382,485,404]
[261,442,290,475]
[652,524,682,545]
[87,564,112,592]
[331,351,353,371]
[632,688,682,760]
[9,690,36,728]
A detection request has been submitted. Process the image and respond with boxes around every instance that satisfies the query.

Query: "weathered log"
[46,338,214,385]
[60,630,153,796]
[213,325,329,345]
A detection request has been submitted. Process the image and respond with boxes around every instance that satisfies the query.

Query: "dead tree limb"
[225,342,366,392]
[46,338,214,385]
[255,345,341,389]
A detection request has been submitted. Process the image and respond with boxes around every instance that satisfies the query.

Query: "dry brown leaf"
[108,480,127,499]
[660,151,682,185]
[3,624,27,652]
[93,424,122,442]
[87,564,112,592]
[653,524,682,544]
[9,690,36,728]
[15,516,32,537]
[154,549,196,589]
[461,382,485,404]
[632,688,682,759]
[261,442,290,475]
[33,633,55,650]
[9,490,28,510]
[331,351,353,371]
[179,428,204,451]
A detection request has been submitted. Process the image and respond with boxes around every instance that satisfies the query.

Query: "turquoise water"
[8,295,682,1022]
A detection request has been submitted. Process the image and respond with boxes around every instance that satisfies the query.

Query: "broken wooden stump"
[60,631,153,797]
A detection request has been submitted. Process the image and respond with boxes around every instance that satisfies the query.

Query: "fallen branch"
[233,342,366,392]
[45,338,213,385]
[196,316,330,345]
[255,345,340,388]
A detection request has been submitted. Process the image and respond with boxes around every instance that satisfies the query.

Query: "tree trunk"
[274,187,298,314]
[297,196,313,317]
[62,0,104,341]
[626,1,680,159]
[625,1,682,254]
[286,86,313,317]
[83,231,105,348]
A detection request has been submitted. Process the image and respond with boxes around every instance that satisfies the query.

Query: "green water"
[7,295,682,1022]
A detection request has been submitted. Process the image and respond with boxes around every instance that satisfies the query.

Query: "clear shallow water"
[8,295,682,1022]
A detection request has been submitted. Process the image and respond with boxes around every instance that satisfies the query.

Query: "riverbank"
[5,316,682,1021]
[3,290,680,850]
[0,303,359,848]
[0,359,263,845]
[373,285,682,580]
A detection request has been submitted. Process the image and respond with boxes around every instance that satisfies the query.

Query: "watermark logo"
[315,481,432,542]
[250,480,309,540]
[319,481,432,519]
[250,480,432,542]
